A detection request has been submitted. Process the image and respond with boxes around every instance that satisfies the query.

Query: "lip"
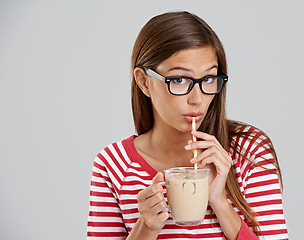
[183,112,203,123]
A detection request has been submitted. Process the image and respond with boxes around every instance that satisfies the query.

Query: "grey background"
[0,0,302,239]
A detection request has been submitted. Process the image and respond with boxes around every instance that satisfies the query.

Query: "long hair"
[131,11,281,236]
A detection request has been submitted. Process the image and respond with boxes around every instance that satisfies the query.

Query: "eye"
[202,76,216,84]
[171,77,190,85]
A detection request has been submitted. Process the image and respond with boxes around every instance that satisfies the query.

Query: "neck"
[147,123,194,167]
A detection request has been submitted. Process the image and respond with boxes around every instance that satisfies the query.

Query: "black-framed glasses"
[146,69,228,96]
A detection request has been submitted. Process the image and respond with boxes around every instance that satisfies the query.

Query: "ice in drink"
[165,167,209,226]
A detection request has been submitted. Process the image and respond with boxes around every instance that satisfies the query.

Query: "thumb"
[152,172,165,184]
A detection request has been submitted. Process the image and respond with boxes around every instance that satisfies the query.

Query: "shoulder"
[96,135,136,168]
[228,121,277,169]
[228,121,282,189]
[92,136,136,189]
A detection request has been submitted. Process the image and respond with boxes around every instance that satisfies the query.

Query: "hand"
[136,172,169,231]
[185,130,232,207]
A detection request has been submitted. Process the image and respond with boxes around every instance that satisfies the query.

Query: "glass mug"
[164,167,209,226]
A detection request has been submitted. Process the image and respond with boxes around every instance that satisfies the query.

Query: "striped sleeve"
[87,151,127,239]
[241,132,288,239]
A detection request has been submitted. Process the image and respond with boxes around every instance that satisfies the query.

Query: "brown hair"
[131,11,282,236]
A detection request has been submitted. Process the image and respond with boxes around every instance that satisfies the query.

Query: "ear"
[134,67,151,97]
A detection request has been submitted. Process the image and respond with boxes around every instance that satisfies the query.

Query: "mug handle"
[157,181,170,213]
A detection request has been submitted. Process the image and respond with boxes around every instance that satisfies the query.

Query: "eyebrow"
[167,65,218,75]
[167,67,192,73]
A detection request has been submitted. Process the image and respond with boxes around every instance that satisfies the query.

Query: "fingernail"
[185,145,191,150]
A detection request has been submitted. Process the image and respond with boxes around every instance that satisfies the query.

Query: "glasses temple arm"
[146,69,166,82]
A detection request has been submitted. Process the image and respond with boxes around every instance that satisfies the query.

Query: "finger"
[199,156,227,176]
[186,137,230,160]
[143,210,169,230]
[185,143,203,157]
[192,146,231,166]
[138,172,165,204]
[191,130,217,141]
[138,191,165,214]
[153,172,165,184]
[191,130,223,149]
[157,211,170,221]
[151,199,168,215]
[137,183,163,202]
[198,152,231,175]
[185,140,214,150]
[187,142,228,163]
[149,191,165,209]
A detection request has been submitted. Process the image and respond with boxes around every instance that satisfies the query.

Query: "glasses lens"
[201,76,224,94]
[169,77,193,95]
[168,76,225,95]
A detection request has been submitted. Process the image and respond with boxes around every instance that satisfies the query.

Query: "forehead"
[156,46,218,74]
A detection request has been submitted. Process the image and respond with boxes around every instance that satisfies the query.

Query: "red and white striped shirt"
[87,127,288,239]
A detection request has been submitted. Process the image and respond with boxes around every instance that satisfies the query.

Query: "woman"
[87,11,288,239]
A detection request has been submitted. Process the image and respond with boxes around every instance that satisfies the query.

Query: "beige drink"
[165,167,209,226]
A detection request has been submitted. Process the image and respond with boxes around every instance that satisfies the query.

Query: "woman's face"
[147,46,218,134]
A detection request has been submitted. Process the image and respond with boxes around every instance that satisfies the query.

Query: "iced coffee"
[165,167,209,226]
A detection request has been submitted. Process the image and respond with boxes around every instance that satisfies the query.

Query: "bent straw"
[192,117,198,170]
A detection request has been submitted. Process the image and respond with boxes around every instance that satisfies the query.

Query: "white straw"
[192,117,198,170]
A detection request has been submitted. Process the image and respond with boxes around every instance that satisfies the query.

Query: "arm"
[211,198,242,239]
[231,127,288,239]
[87,155,127,239]
[243,155,288,239]
[222,219,259,240]
[187,130,288,239]
[187,131,242,239]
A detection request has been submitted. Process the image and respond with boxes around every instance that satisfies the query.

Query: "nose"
[187,83,203,105]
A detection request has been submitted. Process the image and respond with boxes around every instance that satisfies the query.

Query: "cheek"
[203,96,216,116]
[150,88,182,120]
[150,93,175,114]
[206,95,215,106]
[149,81,171,104]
